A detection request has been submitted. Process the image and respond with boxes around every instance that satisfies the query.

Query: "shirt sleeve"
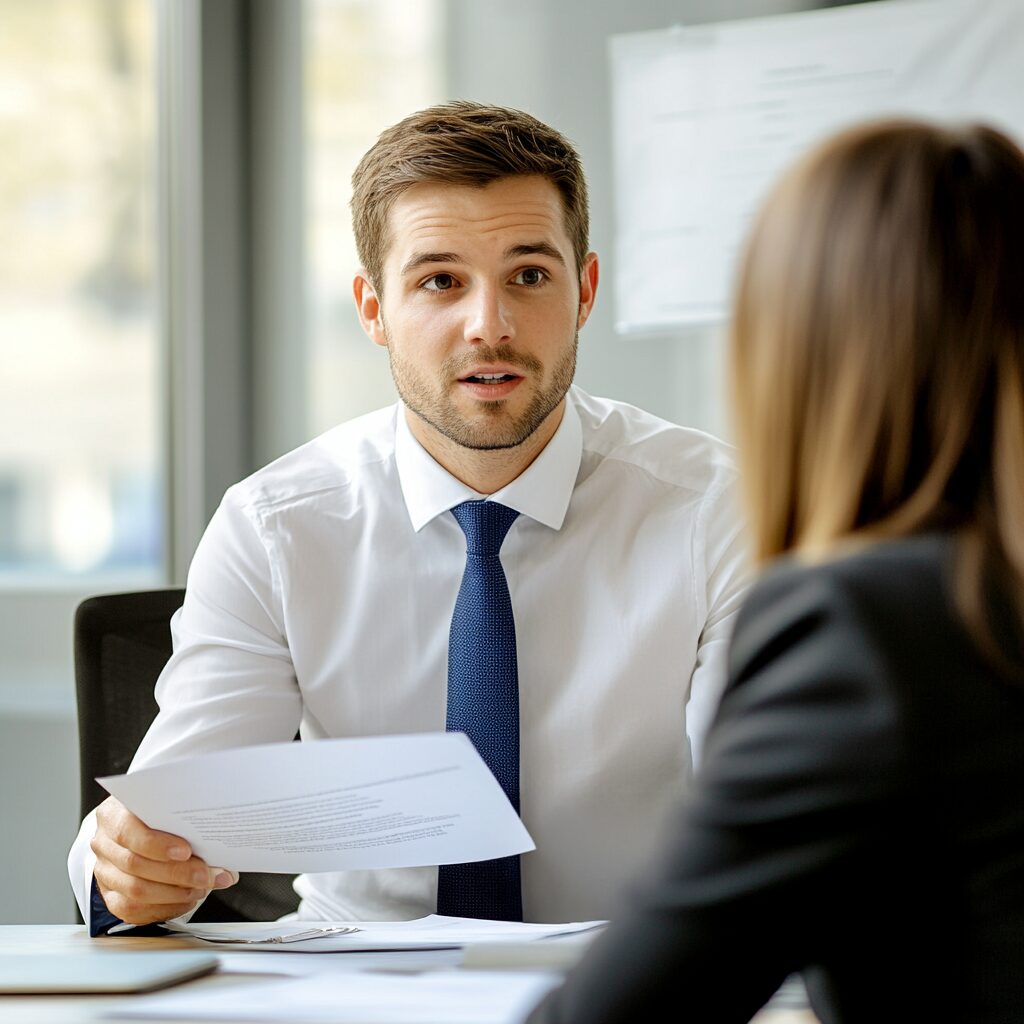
[68,808,101,931]
[89,876,123,936]
[131,487,303,770]
[684,471,752,768]
[524,563,905,1024]
[67,488,303,931]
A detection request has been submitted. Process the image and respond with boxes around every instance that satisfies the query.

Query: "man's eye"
[422,273,457,292]
[513,268,546,286]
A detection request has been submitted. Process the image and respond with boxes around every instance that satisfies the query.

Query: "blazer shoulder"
[728,535,955,694]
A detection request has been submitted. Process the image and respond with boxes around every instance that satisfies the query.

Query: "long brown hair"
[730,119,1024,660]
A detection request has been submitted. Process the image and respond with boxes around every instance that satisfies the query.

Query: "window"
[0,0,162,927]
[0,0,162,585]
[304,0,444,437]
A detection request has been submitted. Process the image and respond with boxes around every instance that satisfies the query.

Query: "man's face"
[356,175,598,452]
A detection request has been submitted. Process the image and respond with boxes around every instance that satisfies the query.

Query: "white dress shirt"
[69,387,749,926]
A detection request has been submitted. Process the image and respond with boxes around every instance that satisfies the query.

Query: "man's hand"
[91,796,238,926]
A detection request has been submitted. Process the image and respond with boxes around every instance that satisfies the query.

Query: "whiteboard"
[610,0,1024,334]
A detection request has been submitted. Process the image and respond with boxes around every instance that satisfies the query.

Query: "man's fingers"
[94,860,207,924]
[211,868,239,890]
[95,878,203,926]
[94,862,206,908]
[99,897,200,927]
[91,830,216,889]
[90,796,220,926]
[95,796,191,863]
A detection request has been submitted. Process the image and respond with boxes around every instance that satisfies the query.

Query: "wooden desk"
[0,926,820,1023]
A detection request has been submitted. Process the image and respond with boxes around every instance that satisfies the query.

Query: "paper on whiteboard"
[99,732,534,872]
[611,0,1024,332]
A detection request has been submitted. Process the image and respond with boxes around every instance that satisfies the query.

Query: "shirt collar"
[395,393,582,533]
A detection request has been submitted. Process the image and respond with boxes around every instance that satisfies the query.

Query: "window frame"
[0,0,258,709]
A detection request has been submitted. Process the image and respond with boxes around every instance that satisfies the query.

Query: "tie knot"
[451,500,520,555]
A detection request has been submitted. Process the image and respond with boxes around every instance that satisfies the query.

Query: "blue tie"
[437,500,523,921]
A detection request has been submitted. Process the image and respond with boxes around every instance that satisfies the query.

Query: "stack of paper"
[108,970,561,1023]
[164,916,605,954]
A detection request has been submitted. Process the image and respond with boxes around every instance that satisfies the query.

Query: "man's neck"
[405,401,565,495]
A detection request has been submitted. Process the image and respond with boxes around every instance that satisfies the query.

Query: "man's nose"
[463,284,514,346]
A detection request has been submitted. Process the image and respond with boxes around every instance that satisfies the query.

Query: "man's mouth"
[460,372,521,385]
[456,369,525,400]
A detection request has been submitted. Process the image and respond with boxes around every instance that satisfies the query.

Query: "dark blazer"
[527,533,1024,1023]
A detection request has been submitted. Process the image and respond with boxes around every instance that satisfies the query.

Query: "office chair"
[74,589,300,923]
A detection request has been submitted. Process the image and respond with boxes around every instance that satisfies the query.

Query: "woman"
[526,120,1024,1023]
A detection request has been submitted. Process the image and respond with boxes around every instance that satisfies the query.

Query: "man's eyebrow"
[505,242,566,266]
[400,251,463,276]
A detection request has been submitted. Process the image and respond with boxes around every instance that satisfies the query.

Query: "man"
[69,101,748,932]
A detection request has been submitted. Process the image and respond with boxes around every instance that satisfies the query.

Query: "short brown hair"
[351,100,589,289]
[730,119,1024,660]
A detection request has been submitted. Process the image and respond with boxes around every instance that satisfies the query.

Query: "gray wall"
[445,0,811,440]
[0,707,80,922]
[0,588,81,923]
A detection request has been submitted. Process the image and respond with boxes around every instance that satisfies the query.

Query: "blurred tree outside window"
[0,0,161,584]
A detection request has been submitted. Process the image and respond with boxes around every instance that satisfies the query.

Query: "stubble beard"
[385,329,579,452]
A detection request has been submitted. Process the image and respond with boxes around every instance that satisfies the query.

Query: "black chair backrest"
[74,589,300,923]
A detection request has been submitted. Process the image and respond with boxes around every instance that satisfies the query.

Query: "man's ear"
[353,271,387,347]
[576,252,599,330]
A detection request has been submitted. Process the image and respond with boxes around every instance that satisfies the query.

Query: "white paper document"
[108,969,560,1023]
[98,732,534,872]
[164,915,605,953]
[163,917,602,954]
